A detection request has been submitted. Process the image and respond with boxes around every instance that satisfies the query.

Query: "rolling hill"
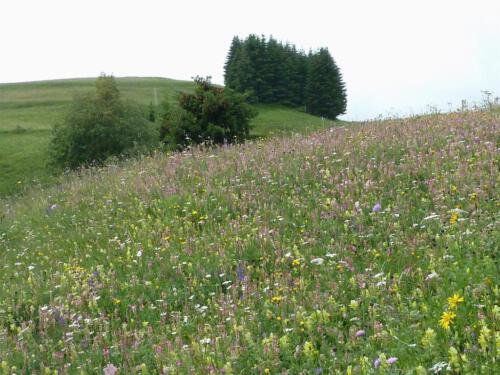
[0,109,498,372]
[0,77,335,196]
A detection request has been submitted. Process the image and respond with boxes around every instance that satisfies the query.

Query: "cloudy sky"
[1,0,499,120]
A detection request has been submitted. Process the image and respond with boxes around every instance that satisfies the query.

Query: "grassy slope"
[0,78,334,196]
[0,110,498,373]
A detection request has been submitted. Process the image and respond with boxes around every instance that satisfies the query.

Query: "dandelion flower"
[447,293,464,309]
[439,311,456,330]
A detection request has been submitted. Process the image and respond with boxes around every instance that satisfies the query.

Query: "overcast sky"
[1,0,499,120]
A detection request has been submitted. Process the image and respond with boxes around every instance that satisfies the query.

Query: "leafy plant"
[160,76,257,148]
[50,74,157,169]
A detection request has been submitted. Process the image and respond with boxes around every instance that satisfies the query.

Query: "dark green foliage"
[148,101,156,122]
[305,48,347,119]
[50,75,157,169]
[160,77,257,149]
[223,36,242,90]
[225,35,346,118]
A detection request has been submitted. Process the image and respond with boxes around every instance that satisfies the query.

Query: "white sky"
[1,0,499,120]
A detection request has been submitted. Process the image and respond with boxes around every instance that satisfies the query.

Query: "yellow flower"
[478,325,491,351]
[449,212,459,225]
[271,296,283,304]
[292,259,301,267]
[447,293,464,309]
[264,369,270,374]
[439,311,456,330]
[303,341,317,357]
[421,328,436,347]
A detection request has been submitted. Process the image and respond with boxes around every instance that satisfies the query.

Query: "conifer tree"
[224,36,242,89]
[223,35,347,116]
[305,48,347,119]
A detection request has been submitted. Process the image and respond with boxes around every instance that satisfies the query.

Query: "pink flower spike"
[355,330,365,337]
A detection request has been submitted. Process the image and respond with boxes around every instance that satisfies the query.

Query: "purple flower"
[374,358,381,369]
[355,329,365,337]
[315,368,323,374]
[387,357,398,365]
[372,202,382,212]
[236,264,245,281]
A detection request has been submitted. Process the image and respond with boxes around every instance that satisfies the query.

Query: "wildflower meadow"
[0,110,498,373]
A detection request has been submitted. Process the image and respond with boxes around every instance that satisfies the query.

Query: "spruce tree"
[230,46,257,101]
[305,48,347,119]
[223,35,347,114]
[224,36,242,89]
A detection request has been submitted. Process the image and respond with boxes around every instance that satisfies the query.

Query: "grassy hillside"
[0,78,333,196]
[0,110,498,373]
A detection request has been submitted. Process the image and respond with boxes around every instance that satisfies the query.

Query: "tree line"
[224,35,347,120]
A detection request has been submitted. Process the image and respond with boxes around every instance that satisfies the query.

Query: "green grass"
[0,130,52,193]
[0,77,336,197]
[0,84,333,199]
[251,105,339,137]
[0,110,498,373]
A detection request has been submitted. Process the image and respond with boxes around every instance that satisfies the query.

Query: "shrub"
[50,75,157,169]
[160,77,257,149]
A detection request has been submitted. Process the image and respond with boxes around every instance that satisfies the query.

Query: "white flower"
[200,338,211,345]
[423,213,440,221]
[310,258,325,265]
[425,271,439,281]
[136,250,142,257]
[429,361,451,373]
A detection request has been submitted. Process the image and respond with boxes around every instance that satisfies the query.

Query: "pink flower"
[103,364,118,375]
[387,357,398,365]
[355,330,365,337]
